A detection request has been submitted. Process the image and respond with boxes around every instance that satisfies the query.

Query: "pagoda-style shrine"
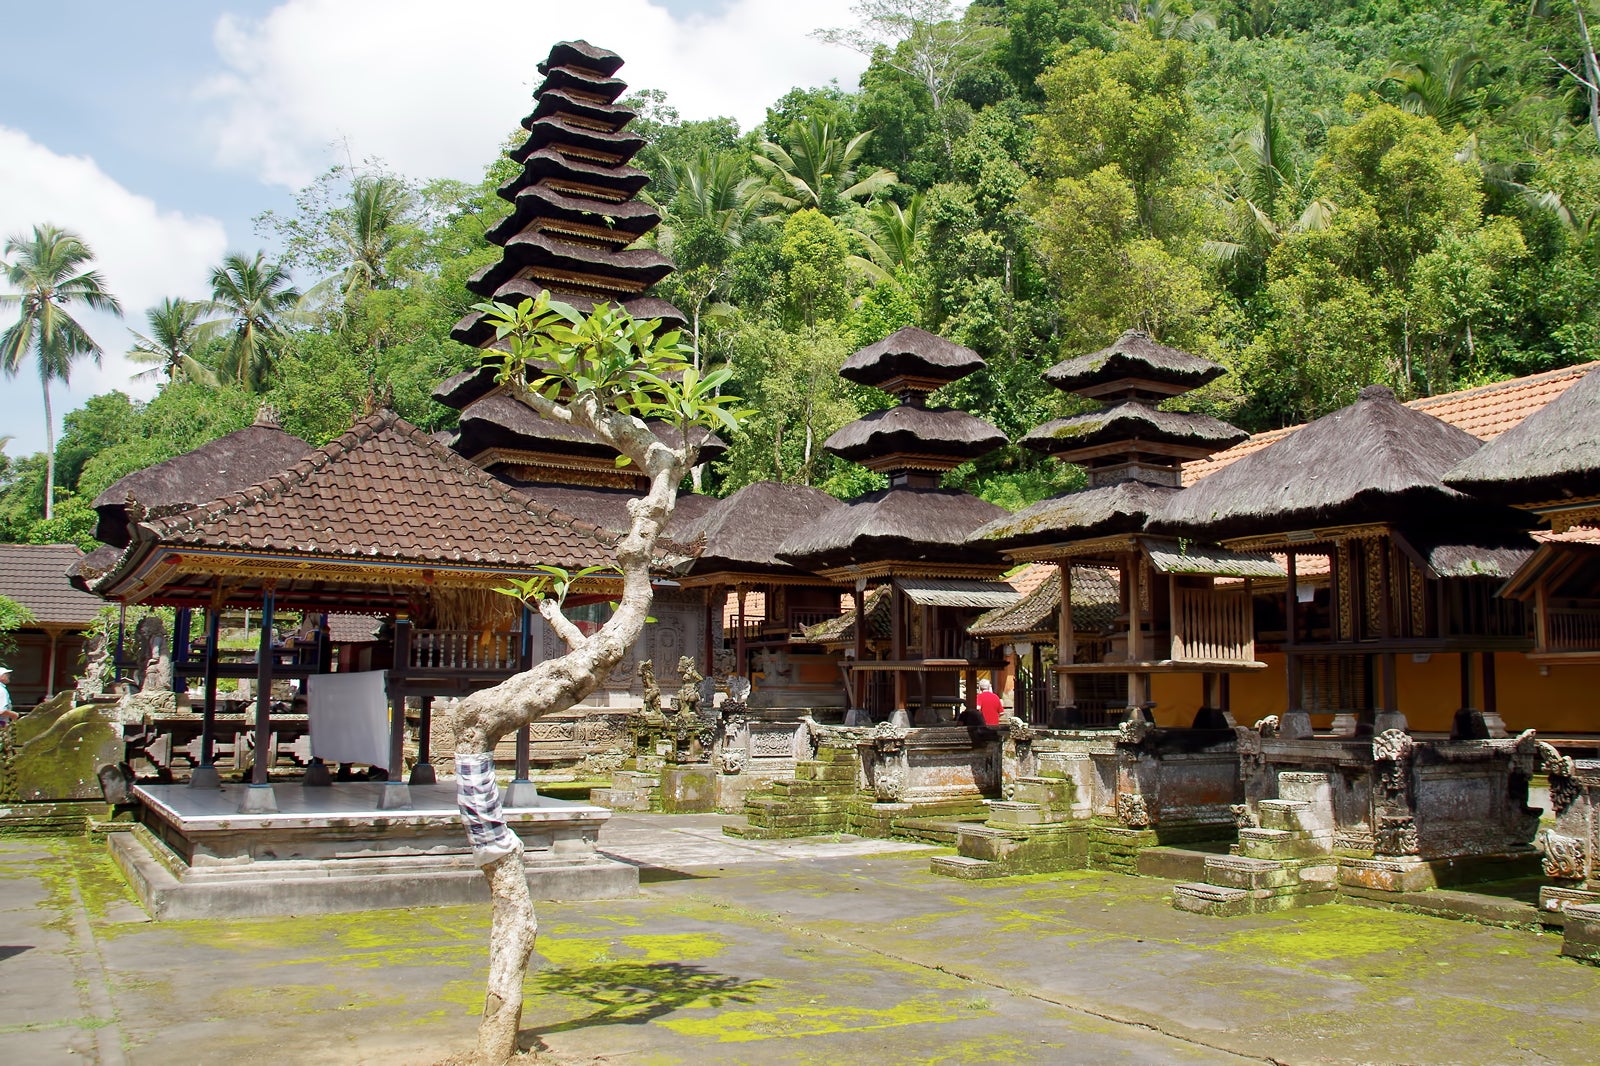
[434,40,717,722]
[971,331,1278,729]
[777,327,1014,725]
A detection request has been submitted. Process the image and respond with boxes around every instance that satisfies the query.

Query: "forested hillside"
[5,0,1598,547]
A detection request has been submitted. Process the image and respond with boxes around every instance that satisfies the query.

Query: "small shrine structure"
[1158,386,1544,912]
[776,326,1015,724]
[1444,362,1600,955]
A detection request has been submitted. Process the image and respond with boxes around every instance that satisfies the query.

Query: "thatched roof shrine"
[839,326,987,393]
[824,405,1008,472]
[967,565,1120,638]
[450,39,685,351]
[678,481,845,578]
[1021,403,1245,465]
[971,480,1177,552]
[91,406,313,547]
[777,487,1006,573]
[1160,385,1527,543]
[1443,363,1600,525]
[1043,330,1227,399]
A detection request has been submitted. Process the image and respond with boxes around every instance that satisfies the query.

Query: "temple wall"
[1152,651,1600,734]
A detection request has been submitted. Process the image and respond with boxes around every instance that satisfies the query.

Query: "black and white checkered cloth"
[455,752,519,865]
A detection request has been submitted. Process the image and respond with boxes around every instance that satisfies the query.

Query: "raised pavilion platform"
[111,781,636,920]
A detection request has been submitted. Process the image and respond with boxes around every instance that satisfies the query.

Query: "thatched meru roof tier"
[970,480,1178,551]
[470,230,672,298]
[486,186,661,248]
[536,39,625,78]
[453,393,726,470]
[1443,363,1600,515]
[776,488,1007,572]
[839,326,986,393]
[967,565,1120,638]
[451,40,684,351]
[91,407,312,548]
[529,89,636,132]
[1160,385,1523,542]
[824,405,1009,472]
[514,118,646,167]
[1021,404,1246,463]
[680,481,846,576]
[535,64,628,105]
[1044,330,1227,399]
[433,366,501,409]
[93,410,620,610]
[802,586,892,645]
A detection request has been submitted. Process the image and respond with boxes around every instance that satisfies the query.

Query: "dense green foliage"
[3,0,1598,541]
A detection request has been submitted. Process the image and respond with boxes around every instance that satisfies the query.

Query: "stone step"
[1237,827,1331,861]
[985,801,1055,827]
[1204,854,1297,891]
[1172,882,1253,917]
[1257,799,1314,832]
[929,854,1006,880]
[1136,845,1227,882]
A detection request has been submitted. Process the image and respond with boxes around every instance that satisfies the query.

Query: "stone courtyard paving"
[2,815,1598,1065]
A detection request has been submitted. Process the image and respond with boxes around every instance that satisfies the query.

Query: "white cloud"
[201,0,869,189]
[0,127,229,456]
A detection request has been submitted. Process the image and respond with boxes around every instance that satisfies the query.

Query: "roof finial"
[253,403,282,428]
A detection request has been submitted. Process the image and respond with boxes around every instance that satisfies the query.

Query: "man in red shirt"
[975,677,1003,727]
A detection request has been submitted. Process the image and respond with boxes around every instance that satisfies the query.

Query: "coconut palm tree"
[753,117,898,217]
[654,149,766,242]
[847,191,926,285]
[127,297,223,385]
[1382,46,1487,128]
[208,252,303,393]
[0,224,122,520]
[330,173,413,299]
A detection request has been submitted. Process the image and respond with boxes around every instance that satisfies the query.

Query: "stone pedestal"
[1560,904,1600,964]
[660,765,716,813]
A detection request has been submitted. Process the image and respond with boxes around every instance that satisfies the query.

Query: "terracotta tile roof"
[0,544,104,626]
[138,410,617,571]
[1183,362,1599,486]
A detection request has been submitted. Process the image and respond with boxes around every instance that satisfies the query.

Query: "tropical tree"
[127,297,222,385]
[0,224,122,520]
[753,117,898,216]
[447,295,745,1065]
[812,0,998,113]
[207,252,303,392]
[654,148,766,241]
[848,191,926,284]
[1382,46,1488,128]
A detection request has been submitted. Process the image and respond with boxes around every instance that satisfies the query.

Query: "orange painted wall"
[1148,651,1600,733]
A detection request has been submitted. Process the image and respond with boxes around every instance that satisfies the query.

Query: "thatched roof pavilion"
[91,406,312,548]
[1160,384,1536,737]
[1443,364,1600,531]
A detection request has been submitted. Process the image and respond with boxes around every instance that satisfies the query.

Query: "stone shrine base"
[112,782,637,920]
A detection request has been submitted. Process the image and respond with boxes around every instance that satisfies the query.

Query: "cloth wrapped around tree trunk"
[455,751,519,865]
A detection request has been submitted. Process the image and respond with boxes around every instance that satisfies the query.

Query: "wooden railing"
[1547,608,1600,652]
[1170,587,1255,663]
[407,629,521,673]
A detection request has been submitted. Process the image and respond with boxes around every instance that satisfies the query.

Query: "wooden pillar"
[251,587,277,787]
[735,585,748,677]
[200,607,222,768]
[389,614,411,778]
[852,586,867,709]
[891,582,907,715]
[1459,650,1476,711]
[1126,552,1145,709]
[1031,641,1045,726]
[1285,550,1301,711]
[703,584,719,681]
[1376,540,1398,717]
[1482,652,1497,716]
[1057,562,1075,719]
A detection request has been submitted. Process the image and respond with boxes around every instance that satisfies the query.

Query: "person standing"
[975,677,1003,727]
[0,666,16,725]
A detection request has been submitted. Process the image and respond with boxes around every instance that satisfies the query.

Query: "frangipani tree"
[448,294,744,1065]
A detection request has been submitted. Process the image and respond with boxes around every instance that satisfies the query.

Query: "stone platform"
[112,781,638,919]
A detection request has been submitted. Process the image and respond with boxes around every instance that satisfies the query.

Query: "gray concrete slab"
[4,817,1599,1064]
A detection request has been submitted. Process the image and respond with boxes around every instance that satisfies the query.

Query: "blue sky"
[0,0,869,460]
